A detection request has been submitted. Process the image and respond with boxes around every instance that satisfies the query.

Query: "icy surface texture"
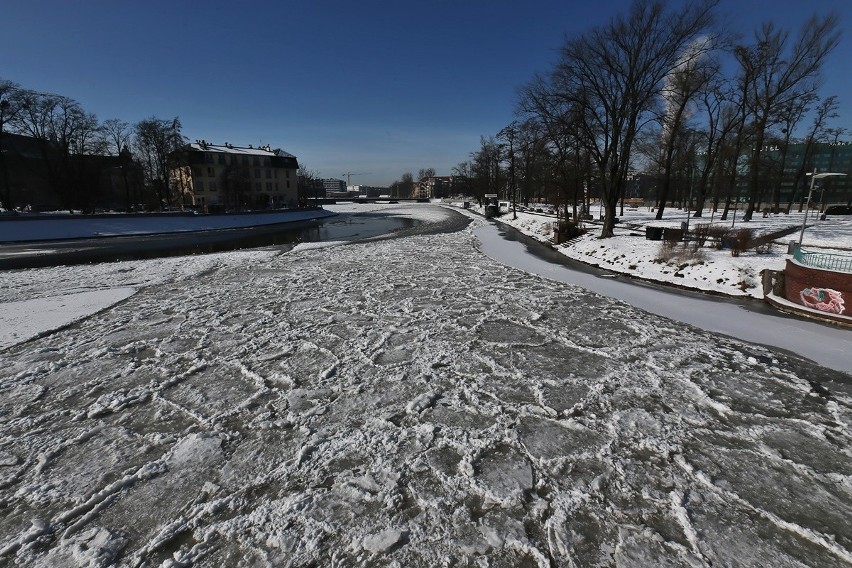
[0,211,850,567]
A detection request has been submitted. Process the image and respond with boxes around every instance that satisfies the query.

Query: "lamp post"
[797,169,847,249]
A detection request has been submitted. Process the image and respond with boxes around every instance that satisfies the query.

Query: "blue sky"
[2,0,851,187]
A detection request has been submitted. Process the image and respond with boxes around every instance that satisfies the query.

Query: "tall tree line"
[460,0,843,237]
[0,78,188,212]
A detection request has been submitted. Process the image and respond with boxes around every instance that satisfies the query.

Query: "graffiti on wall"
[799,287,846,315]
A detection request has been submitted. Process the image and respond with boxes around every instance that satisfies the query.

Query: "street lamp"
[797,169,847,249]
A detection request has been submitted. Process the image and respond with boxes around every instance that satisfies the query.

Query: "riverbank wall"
[0,208,335,243]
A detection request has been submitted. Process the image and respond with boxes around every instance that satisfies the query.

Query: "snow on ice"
[0,204,850,566]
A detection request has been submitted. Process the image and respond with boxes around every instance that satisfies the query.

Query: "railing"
[794,248,852,274]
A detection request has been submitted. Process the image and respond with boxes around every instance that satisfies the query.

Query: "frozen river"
[0,204,850,566]
[476,221,852,377]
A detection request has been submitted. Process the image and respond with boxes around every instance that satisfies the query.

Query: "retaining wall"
[784,259,852,317]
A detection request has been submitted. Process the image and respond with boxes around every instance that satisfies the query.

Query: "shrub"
[706,225,730,249]
[656,240,677,262]
[692,223,712,247]
[656,241,705,264]
[729,228,754,257]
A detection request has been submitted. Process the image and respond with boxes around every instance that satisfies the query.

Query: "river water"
[0,212,420,269]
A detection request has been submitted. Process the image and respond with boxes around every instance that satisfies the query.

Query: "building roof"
[3,132,52,159]
[187,140,296,158]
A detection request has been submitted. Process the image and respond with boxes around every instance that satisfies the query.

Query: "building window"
[286,180,291,189]
[266,182,272,191]
[242,156,249,165]
[253,156,260,166]
[255,182,261,191]
[266,169,272,179]
[254,169,261,179]
[207,167,214,177]
[275,183,279,191]
[263,158,271,167]
[218,154,226,164]
[286,169,291,178]
[197,181,204,192]
[209,181,217,191]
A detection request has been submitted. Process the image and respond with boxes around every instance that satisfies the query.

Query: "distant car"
[825,205,852,215]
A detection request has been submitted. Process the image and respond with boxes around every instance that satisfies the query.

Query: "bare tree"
[759,95,811,213]
[470,136,504,205]
[514,119,550,207]
[0,79,23,210]
[654,37,717,219]
[786,96,838,212]
[100,118,136,211]
[736,14,841,221]
[100,118,131,156]
[417,167,436,180]
[518,75,589,222]
[451,161,474,198]
[133,116,185,210]
[551,0,717,237]
[397,172,414,198]
[297,165,321,206]
[691,78,743,217]
[818,126,847,211]
[497,122,519,218]
[11,90,102,211]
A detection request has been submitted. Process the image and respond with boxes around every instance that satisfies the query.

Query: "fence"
[794,248,852,274]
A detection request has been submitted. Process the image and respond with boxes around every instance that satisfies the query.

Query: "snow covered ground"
[477,203,852,300]
[1,204,851,566]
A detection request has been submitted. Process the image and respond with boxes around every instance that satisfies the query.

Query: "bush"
[692,223,712,247]
[656,241,705,264]
[706,225,730,249]
[656,240,677,262]
[729,228,754,257]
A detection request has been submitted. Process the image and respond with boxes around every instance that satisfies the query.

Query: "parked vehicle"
[484,194,499,218]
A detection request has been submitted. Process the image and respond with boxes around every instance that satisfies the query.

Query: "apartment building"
[416,176,454,199]
[176,141,299,212]
[323,178,347,196]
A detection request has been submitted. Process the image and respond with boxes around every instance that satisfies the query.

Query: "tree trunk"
[600,198,617,238]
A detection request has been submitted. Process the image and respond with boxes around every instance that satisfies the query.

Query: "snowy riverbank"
[461,202,851,300]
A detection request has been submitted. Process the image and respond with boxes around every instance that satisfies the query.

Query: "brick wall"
[784,259,852,315]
